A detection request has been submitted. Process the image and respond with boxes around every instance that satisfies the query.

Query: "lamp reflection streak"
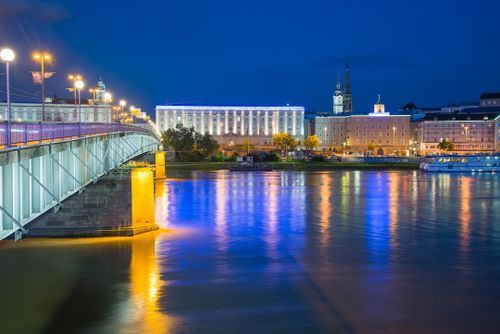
[319,173,332,251]
[155,181,170,228]
[126,234,176,333]
[215,172,228,253]
[459,177,472,258]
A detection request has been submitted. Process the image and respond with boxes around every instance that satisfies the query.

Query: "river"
[1,170,500,333]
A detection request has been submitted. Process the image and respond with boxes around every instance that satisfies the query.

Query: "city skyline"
[1,0,500,116]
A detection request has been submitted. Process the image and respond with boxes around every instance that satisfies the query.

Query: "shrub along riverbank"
[165,161,420,171]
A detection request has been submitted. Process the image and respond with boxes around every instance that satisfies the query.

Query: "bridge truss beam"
[0,132,159,240]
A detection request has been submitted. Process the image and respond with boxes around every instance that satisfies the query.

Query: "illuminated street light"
[119,100,127,122]
[104,92,112,104]
[68,74,83,115]
[33,52,52,121]
[1,48,15,147]
[88,87,97,102]
[75,80,84,136]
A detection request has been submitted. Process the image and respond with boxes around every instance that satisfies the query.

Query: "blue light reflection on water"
[2,170,500,334]
[154,170,500,333]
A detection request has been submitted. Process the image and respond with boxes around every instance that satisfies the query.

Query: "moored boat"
[420,155,500,172]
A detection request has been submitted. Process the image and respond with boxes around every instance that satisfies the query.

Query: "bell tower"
[333,75,344,114]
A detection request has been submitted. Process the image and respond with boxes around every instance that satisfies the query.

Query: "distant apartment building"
[0,78,113,123]
[314,116,347,150]
[314,96,411,155]
[411,112,498,155]
[0,102,112,123]
[496,115,500,152]
[480,92,500,108]
[155,105,305,146]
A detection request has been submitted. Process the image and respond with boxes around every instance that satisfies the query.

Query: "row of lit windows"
[354,132,405,137]
[425,123,493,128]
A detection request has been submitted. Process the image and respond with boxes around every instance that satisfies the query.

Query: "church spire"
[344,62,351,95]
[342,62,353,112]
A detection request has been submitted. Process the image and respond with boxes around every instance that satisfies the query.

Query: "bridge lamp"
[118,100,127,122]
[33,52,52,122]
[104,92,112,103]
[75,80,84,134]
[1,48,15,147]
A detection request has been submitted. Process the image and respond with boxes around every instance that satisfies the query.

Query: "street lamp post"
[75,79,84,136]
[119,100,127,122]
[33,52,52,122]
[104,92,113,122]
[1,48,15,147]
[89,87,97,122]
[68,74,82,118]
[323,126,327,152]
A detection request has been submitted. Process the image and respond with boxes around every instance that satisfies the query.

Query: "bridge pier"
[26,167,159,238]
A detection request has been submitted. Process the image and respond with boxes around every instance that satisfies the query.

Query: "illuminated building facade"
[0,102,112,123]
[496,114,500,152]
[411,112,499,155]
[155,105,305,146]
[314,96,411,155]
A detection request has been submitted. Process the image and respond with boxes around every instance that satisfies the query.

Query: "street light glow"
[75,80,84,90]
[0,48,15,62]
[104,92,113,102]
[119,100,127,107]
[33,52,52,62]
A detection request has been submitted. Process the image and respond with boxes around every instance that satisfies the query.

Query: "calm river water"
[1,170,500,334]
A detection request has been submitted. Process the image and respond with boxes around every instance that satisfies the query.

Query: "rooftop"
[421,112,500,121]
[480,92,500,100]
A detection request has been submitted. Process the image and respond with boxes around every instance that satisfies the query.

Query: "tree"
[194,132,219,157]
[303,135,320,154]
[272,133,298,159]
[161,124,196,160]
[161,124,219,160]
[437,139,454,152]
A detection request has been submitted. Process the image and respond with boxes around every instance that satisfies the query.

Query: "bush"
[183,153,206,162]
[311,155,326,162]
[263,152,281,162]
[210,153,227,162]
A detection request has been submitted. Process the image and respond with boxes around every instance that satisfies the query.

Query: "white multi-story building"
[156,105,305,146]
[0,102,113,123]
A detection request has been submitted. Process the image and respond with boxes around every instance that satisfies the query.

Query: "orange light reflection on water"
[125,232,177,334]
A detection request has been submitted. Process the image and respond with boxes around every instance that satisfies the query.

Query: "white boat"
[420,155,500,172]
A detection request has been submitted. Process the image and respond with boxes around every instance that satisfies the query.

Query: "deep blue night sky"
[1,0,500,117]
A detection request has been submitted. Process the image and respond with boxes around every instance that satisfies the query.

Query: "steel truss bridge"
[0,122,160,240]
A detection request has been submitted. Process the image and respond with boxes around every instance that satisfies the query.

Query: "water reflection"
[155,181,170,228]
[459,177,472,258]
[2,171,500,334]
[215,171,228,253]
[389,173,400,250]
[319,173,332,250]
[124,233,176,334]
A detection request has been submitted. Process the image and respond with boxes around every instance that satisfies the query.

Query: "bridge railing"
[0,122,156,148]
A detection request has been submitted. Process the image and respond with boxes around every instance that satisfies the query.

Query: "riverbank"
[165,161,420,171]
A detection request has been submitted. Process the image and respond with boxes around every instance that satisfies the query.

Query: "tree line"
[160,124,323,161]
